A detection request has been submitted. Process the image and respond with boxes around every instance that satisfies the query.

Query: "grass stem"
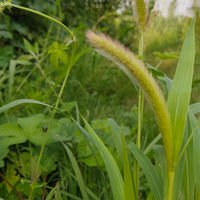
[8,3,74,41]
[167,172,174,200]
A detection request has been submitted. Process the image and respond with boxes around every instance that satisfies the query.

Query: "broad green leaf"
[0,124,27,145]
[62,142,89,200]
[81,116,124,200]
[167,19,195,161]
[128,142,163,200]
[122,135,135,200]
[17,113,44,135]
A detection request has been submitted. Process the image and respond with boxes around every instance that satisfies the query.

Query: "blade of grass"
[181,116,195,199]
[81,116,124,200]
[143,134,162,155]
[128,142,163,200]
[107,118,123,167]
[188,110,200,200]
[122,134,136,200]
[167,19,195,162]
[61,142,89,200]
[153,145,166,183]
[189,102,200,114]
[8,60,16,99]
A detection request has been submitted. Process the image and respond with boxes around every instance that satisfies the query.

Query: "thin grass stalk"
[167,172,174,200]
[134,31,144,199]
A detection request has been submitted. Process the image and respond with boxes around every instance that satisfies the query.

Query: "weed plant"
[0,1,200,200]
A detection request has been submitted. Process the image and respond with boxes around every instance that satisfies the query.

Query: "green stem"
[133,31,144,199]
[167,172,174,200]
[155,60,163,69]
[6,3,74,40]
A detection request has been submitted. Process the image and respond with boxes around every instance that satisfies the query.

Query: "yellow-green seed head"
[131,0,147,30]
[86,31,174,171]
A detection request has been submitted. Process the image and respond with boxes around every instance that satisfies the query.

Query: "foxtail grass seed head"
[131,0,148,30]
[86,31,174,171]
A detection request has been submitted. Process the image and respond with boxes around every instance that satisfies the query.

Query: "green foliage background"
[0,0,200,199]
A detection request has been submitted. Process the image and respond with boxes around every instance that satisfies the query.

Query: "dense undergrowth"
[0,0,200,200]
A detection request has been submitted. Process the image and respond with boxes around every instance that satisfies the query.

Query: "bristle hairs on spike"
[86,30,174,170]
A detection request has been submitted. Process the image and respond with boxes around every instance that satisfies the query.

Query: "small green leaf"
[48,42,68,67]
[153,52,179,60]
[23,38,35,55]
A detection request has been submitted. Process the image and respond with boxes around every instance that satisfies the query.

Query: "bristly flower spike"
[86,31,174,171]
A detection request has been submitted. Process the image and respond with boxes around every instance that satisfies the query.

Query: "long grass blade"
[167,19,195,161]
[188,110,200,200]
[107,118,123,167]
[189,102,200,114]
[81,116,124,200]
[62,142,89,200]
[122,134,136,200]
[128,142,163,200]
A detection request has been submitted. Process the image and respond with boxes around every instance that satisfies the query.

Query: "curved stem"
[6,3,74,41]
